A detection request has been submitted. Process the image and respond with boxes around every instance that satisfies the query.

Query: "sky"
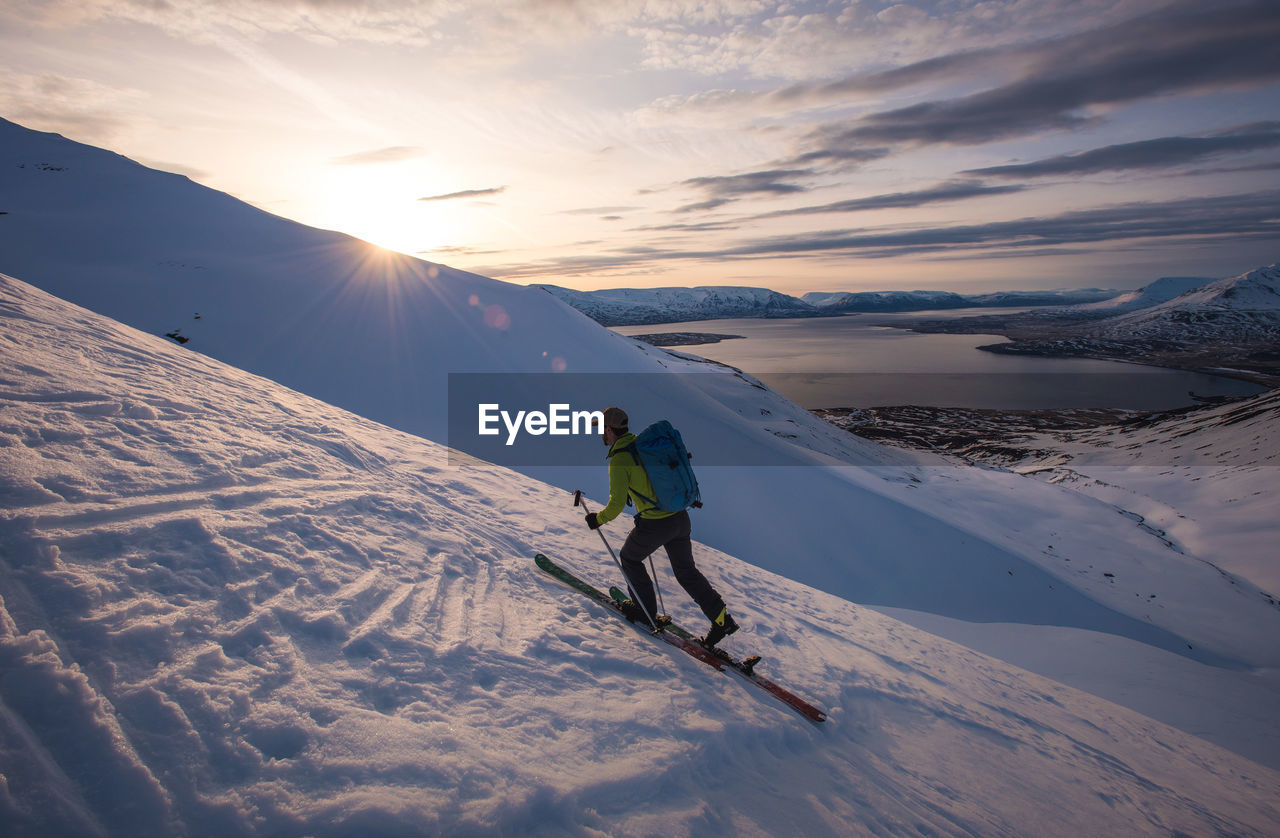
[2,0,1279,295]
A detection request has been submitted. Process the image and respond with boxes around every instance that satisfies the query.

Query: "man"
[584,406,740,648]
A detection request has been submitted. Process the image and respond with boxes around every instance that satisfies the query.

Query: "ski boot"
[702,607,740,648]
[617,598,670,632]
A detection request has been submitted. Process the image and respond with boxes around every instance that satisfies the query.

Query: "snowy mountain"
[536,285,1121,325]
[3,273,1279,836]
[966,288,1122,307]
[534,284,822,325]
[4,116,1280,832]
[2,117,1271,654]
[1045,264,1280,378]
[803,289,970,311]
[801,288,1120,313]
[1073,275,1214,313]
[905,265,1280,383]
[1097,264,1280,343]
[0,118,631,446]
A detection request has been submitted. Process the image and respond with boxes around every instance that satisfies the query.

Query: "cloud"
[0,71,145,143]
[1195,161,1280,176]
[630,219,746,234]
[666,152,891,217]
[770,43,1024,105]
[479,189,1280,277]
[753,180,1028,218]
[330,146,427,166]
[7,0,764,55]
[6,0,448,46]
[676,168,812,212]
[710,190,1280,259]
[803,1,1280,152]
[418,187,507,202]
[625,0,1160,83]
[417,244,504,258]
[966,124,1280,178]
[559,206,644,216]
[781,147,893,170]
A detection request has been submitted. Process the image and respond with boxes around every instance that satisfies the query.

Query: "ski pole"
[650,554,667,618]
[573,489,665,619]
[573,490,661,632]
[573,489,665,613]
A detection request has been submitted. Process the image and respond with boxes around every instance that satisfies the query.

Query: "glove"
[585,512,601,530]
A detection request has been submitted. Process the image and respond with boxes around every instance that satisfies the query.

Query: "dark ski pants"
[619,510,726,623]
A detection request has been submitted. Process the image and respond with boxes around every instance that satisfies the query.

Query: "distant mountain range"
[535,284,822,326]
[906,265,1280,385]
[803,287,1121,313]
[536,283,1123,325]
[538,271,1280,385]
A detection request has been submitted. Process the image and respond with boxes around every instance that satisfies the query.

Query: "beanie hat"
[602,406,629,431]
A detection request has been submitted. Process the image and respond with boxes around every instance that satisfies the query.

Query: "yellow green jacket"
[596,433,680,525]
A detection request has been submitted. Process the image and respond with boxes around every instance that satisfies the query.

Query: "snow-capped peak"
[1154,263,1280,312]
[1073,275,1213,312]
[1096,263,1280,339]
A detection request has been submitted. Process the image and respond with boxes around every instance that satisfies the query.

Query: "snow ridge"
[1073,276,1213,312]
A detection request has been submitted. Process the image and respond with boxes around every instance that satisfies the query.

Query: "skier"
[584,406,740,648]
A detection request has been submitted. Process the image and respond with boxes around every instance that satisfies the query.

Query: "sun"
[310,163,470,258]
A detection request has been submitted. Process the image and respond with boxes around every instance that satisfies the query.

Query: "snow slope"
[0,118,668,444]
[0,116,1217,637]
[0,118,900,470]
[1007,389,1280,595]
[3,274,1279,837]
[857,389,1280,769]
[4,118,1280,774]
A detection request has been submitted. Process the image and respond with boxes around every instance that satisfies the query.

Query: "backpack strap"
[608,443,658,509]
[621,442,658,508]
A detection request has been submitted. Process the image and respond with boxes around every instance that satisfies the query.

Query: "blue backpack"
[619,420,703,512]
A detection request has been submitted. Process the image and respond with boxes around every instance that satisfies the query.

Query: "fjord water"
[613,310,1264,410]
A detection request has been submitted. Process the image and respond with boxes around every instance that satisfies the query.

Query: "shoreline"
[972,341,1280,389]
[626,331,746,347]
[880,312,1280,390]
[620,314,1279,405]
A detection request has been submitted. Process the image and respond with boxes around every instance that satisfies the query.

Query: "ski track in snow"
[3,279,1280,835]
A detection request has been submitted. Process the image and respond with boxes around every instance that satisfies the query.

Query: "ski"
[533,553,826,722]
[609,586,827,724]
[535,553,728,671]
